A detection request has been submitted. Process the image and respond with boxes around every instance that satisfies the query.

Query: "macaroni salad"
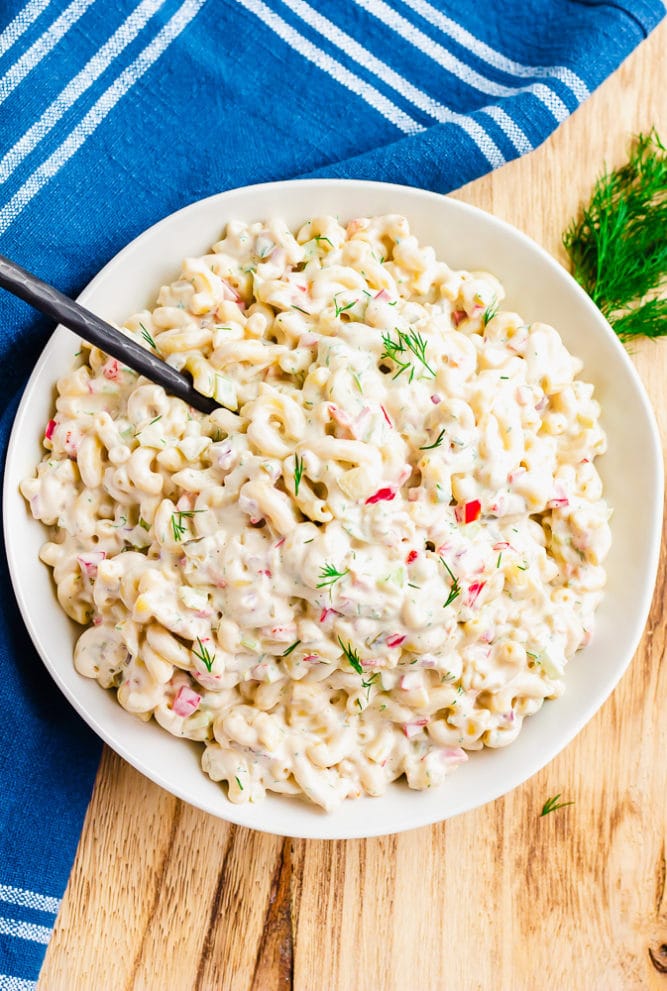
[21,214,611,811]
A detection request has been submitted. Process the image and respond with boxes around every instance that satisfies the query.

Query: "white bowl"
[4,180,662,838]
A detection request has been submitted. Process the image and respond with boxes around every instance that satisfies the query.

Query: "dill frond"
[563,129,667,341]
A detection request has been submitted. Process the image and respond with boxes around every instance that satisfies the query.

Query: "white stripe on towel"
[351,0,570,121]
[0,885,60,915]
[0,918,52,945]
[0,0,51,60]
[236,0,423,136]
[0,0,165,183]
[280,0,509,162]
[0,0,206,236]
[398,0,589,102]
[0,0,97,108]
[0,974,38,991]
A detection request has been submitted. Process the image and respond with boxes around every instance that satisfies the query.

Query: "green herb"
[355,698,363,711]
[139,323,156,349]
[282,640,301,657]
[138,517,150,531]
[235,776,244,790]
[170,509,203,541]
[440,557,462,608]
[419,428,446,451]
[352,371,364,394]
[334,293,356,318]
[380,328,435,381]
[316,563,349,589]
[361,672,379,698]
[291,304,309,314]
[496,552,502,568]
[193,637,215,672]
[293,453,305,495]
[563,130,667,341]
[338,637,363,674]
[483,297,499,326]
[314,235,334,247]
[540,794,575,817]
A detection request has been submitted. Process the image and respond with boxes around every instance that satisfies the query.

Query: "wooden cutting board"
[38,19,667,991]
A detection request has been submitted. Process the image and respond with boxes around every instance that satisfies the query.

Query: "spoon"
[0,254,220,415]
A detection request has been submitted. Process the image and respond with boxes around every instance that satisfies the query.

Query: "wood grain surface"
[38,21,667,991]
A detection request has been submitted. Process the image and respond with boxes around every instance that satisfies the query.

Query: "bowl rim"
[4,177,663,838]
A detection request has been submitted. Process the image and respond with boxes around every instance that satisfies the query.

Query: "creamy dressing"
[20,214,611,810]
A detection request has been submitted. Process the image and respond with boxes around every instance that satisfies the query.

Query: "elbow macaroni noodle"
[20,214,611,811]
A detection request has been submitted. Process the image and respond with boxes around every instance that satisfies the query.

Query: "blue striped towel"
[0,0,664,984]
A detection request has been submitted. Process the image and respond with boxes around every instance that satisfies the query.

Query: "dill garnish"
[440,556,461,608]
[139,322,156,349]
[337,637,364,674]
[293,453,305,495]
[192,637,215,672]
[483,297,498,326]
[563,130,667,341]
[380,328,436,381]
[540,794,574,817]
[282,640,301,657]
[170,509,203,541]
[419,428,446,450]
[334,293,356,318]
[316,563,349,589]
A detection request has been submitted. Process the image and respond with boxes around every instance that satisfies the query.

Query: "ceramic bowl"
[4,180,662,838]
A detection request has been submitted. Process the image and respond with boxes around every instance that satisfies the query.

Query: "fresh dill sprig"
[316,563,349,589]
[170,509,203,542]
[612,296,667,340]
[314,235,334,248]
[361,671,379,700]
[380,328,436,381]
[293,453,305,495]
[334,293,356,318]
[337,637,364,674]
[540,794,575,817]
[563,129,667,341]
[483,297,499,326]
[282,640,301,657]
[419,428,446,450]
[440,556,462,608]
[192,637,215,672]
[139,322,156,349]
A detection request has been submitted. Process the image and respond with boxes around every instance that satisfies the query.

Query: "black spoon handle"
[0,253,219,416]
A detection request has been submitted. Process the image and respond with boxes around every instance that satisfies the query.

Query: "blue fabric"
[0,0,663,983]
